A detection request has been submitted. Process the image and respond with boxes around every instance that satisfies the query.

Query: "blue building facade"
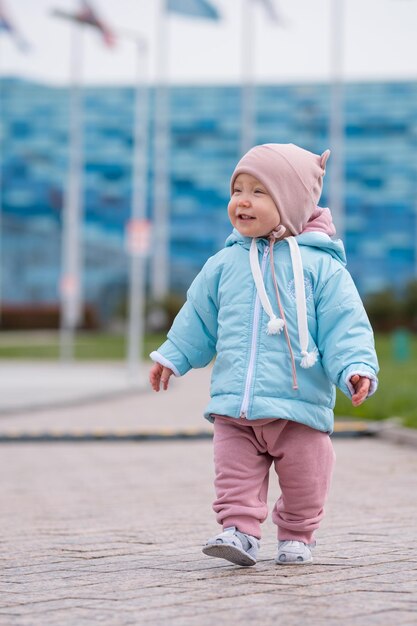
[1,77,416,321]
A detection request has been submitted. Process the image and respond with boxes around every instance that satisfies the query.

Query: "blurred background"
[0,0,417,425]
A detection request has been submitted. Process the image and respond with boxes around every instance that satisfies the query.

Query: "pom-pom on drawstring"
[300,348,318,369]
[267,316,285,335]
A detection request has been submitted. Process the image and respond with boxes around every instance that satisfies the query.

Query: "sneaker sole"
[202,544,256,566]
[275,556,313,565]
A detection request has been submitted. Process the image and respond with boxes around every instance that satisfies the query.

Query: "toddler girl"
[149,143,378,566]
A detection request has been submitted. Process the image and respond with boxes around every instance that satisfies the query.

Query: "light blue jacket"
[152,230,379,433]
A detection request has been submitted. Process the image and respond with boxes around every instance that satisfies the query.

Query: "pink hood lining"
[302,206,336,237]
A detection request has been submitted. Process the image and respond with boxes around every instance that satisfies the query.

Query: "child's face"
[228,173,281,238]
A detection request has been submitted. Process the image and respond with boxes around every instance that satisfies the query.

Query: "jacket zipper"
[240,244,269,418]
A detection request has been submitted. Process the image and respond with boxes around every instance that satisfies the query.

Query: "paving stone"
[1,423,417,625]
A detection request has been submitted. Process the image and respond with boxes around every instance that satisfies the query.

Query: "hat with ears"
[230,143,331,235]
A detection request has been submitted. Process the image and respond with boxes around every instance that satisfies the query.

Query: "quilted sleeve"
[316,266,379,399]
[150,262,219,376]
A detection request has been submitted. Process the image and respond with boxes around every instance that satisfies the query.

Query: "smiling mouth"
[237,214,255,220]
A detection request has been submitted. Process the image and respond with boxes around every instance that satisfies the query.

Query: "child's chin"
[234,222,259,236]
[236,227,267,238]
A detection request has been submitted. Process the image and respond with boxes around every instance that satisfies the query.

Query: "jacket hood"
[225,229,347,267]
[296,232,347,266]
[303,206,336,237]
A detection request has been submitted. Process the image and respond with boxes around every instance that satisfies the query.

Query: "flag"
[252,0,286,25]
[75,0,116,46]
[0,0,12,33]
[166,0,220,20]
[0,0,30,51]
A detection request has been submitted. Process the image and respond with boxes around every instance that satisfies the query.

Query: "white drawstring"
[249,238,284,335]
[249,236,318,378]
[286,237,318,368]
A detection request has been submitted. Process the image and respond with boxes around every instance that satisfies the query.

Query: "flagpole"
[59,20,84,361]
[240,0,255,156]
[0,0,31,325]
[150,0,220,305]
[52,2,116,361]
[329,0,345,242]
[126,37,149,384]
[151,0,170,302]
[0,38,3,325]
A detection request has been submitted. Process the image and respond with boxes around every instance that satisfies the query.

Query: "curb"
[0,421,378,443]
[332,420,379,437]
[0,430,213,443]
[376,420,417,448]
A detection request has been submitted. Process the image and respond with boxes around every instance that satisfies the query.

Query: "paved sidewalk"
[1,437,417,626]
[1,362,417,625]
[0,365,210,432]
[0,361,147,414]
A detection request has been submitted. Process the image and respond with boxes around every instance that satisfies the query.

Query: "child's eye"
[233,188,241,194]
[254,189,265,194]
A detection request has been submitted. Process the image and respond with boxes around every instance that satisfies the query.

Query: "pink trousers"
[212,416,336,544]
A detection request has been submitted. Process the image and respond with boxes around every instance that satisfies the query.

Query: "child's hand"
[149,362,174,392]
[350,374,371,407]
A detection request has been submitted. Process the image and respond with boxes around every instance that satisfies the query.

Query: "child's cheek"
[227,200,236,222]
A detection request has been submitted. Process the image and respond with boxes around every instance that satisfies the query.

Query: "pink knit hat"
[230,143,331,235]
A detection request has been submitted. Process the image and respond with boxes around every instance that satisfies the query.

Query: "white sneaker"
[202,527,259,566]
[276,540,315,565]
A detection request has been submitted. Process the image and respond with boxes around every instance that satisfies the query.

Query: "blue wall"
[1,77,416,319]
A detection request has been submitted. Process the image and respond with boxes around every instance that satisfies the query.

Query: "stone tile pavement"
[1,363,417,624]
[1,435,417,625]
